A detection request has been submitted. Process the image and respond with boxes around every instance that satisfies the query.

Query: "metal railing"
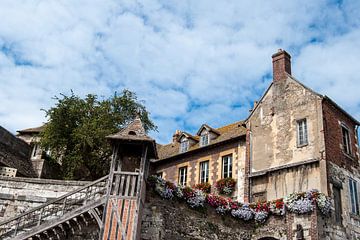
[0,175,109,238]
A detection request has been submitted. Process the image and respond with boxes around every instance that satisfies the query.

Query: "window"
[180,140,189,153]
[200,134,209,147]
[31,144,40,158]
[342,125,351,155]
[333,185,342,223]
[349,178,359,215]
[222,155,232,178]
[178,167,187,186]
[297,119,308,146]
[199,161,209,183]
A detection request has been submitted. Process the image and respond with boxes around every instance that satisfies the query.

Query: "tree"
[40,90,156,180]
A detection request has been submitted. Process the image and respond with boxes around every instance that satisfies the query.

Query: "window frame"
[199,161,209,183]
[349,178,359,215]
[297,118,308,147]
[180,139,189,153]
[178,167,187,186]
[200,134,210,147]
[341,124,352,155]
[222,154,233,178]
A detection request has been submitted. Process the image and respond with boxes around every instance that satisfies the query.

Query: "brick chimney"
[272,49,291,82]
[172,130,182,143]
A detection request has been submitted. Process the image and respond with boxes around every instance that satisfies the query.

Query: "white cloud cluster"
[0,0,359,143]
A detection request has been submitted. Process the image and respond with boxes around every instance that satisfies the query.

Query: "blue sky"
[0,0,360,143]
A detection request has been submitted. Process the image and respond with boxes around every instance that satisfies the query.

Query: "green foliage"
[40,90,156,180]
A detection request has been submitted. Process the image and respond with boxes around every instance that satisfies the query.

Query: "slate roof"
[156,120,246,161]
[106,117,158,159]
[0,126,37,177]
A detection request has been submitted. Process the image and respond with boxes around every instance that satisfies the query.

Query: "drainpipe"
[249,130,253,202]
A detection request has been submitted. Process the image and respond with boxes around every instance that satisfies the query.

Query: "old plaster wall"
[248,77,326,200]
[251,162,321,201]
[141,191,320,240]
[154,140,246,201]
[0,176,89,221]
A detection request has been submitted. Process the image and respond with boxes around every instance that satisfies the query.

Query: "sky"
[1,0,360,144]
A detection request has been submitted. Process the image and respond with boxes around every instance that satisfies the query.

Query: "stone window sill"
[297,143,308,148]
[343,152,356,161]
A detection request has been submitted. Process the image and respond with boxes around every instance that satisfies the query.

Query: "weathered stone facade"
[0,176,89,221]
[141,191,323,240]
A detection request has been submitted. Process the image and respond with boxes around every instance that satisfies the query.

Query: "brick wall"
[322,99,359,172]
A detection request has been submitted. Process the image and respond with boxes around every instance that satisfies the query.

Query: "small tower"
[100,116,157,240]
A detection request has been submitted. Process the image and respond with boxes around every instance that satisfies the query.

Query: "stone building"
[154,49,360,239]
[0,126,36,178]
[17,125,62,178]
[1,49,359,239]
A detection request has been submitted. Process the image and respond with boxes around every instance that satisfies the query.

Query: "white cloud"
[0,0,359,143]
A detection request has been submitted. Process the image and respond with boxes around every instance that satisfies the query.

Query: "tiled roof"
[156,120,246,161]
[196,124,221,136]
[17,125,45,134]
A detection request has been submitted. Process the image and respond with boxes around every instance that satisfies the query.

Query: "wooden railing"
[0,171,143,239]
[0,175,109,238]
[109,171,139,198]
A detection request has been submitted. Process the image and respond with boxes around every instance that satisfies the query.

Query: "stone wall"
[247,76,328,201]
[0,176,89,221]
[141,191,320,240]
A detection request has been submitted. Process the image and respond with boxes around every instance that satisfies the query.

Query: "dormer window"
[180,139,189,153]
[200,134,209,147]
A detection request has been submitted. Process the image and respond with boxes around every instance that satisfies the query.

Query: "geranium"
[252,202,270,223]
[215,178,236,195]
[187,189,206,208]
[182,186,195,199]
[270,199,285,216]
[194,182,211,193]
[147,175,333,221]
[231,204,254,221]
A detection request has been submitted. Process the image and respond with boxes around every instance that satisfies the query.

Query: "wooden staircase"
[0,117,156,240]
[0,171,142,240]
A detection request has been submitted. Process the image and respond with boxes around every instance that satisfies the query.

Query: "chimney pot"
[272,49,291,82]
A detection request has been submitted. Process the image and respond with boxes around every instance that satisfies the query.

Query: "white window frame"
[297,118,308,147]
[222,155,233,178]
[199,161,209,183]
[178,167,187,186]
[341,124,352,155]
[180,139,189,153]
[349,178,359,215]
[200,134,210,147]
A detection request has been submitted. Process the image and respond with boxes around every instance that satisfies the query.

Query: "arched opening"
[128,131,137,135]
[258,238,278,240]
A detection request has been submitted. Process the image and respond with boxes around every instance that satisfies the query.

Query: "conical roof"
[106,116,158,158]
